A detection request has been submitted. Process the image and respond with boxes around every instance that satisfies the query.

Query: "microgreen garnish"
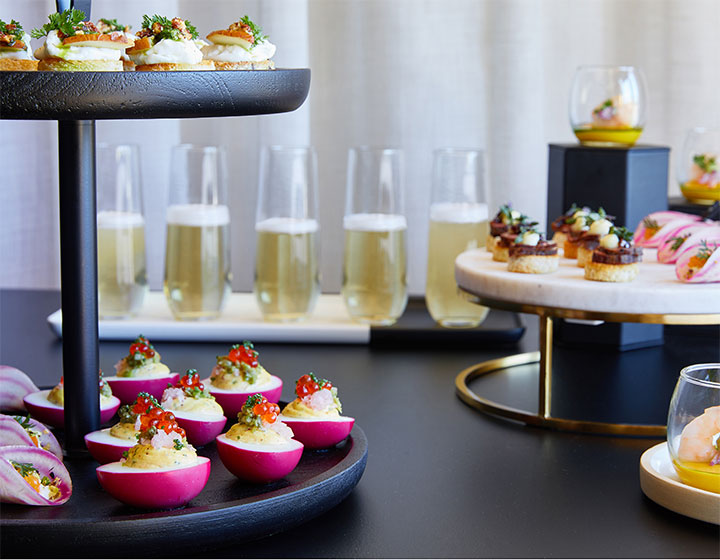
[670,234,690,252]
[610,225,634,243]
[10,461,37,478]
[693,154,718,174]
[642,217,659,230]
[13,414,33,430]
[696,240,713,261]
[31,9,90,39]
[173,439,184,450]
[98,18,127,32]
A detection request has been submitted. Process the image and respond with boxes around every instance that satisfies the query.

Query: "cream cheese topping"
[34,30,122,61]
[201,39,275,63]
[128,37,204,65]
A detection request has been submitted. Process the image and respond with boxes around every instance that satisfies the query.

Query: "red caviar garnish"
[129,335,156,359]
[178,369,204,391]
[137,405,185,440]
[295,373,332,399]
[227,341,258,368]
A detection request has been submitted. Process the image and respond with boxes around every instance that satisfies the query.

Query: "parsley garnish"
[239,15,267,44]
[696,240,713,261]
[140,14,198,41]
[0,19,25,45]
[31,9,87,39]
[10,461,37,478]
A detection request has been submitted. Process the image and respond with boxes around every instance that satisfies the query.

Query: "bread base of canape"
[584,261,639,282]
[212,60,275,70]
[491,241,510,263]
[551,231,567,247]
[122,60,135,71]
[37,58,122,71]
[135,61,215,71]
[563,239,579,259]
[577,246,593,268]
[507,254,559,274]
[0,59,38,71]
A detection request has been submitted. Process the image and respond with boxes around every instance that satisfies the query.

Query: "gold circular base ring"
[455,352,666,437]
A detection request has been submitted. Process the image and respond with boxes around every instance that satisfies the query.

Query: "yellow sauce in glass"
[680,180,720,203]
[573,127,643,147]
[672,459,720,493]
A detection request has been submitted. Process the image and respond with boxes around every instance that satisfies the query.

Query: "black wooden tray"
[0,69,310,120]
[0,425,367,557]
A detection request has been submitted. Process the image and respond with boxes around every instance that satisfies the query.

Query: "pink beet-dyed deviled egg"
[279,373,354,449]
[216,394,303,483]
[104,335,179,404]
[201,342,282,418]
[159,370,226,447]
[96,402,210,509]
[23,372,120,428]
[85,392,163,464]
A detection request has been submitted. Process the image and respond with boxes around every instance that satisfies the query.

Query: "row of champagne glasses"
[96,144,490,327]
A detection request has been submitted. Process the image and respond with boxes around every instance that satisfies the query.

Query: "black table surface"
[1,289,718,558]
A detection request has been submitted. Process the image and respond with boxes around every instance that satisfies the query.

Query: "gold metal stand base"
[455,350,666,437]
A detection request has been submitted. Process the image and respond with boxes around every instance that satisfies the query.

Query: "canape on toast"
[202,15,276,70]
[127,15,212,71]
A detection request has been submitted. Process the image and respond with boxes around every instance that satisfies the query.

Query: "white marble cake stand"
[453,248,720,436]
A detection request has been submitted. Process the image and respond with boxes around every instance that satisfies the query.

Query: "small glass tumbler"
[426,148,490,328]
[254,146,321,322]
[677,128,720,204]
[569,65,647,147]
[164,145,231,321]
[342,147,408,326]
[96,144,147,319]
[667,363,720,494]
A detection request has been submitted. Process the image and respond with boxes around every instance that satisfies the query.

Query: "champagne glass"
[96,144,147,319]
[164,145,231,320]
[678,128,720,204]
[254,146,320,322]
[569,65,647,147]
[342,147,408,326]
[666,363,720,494]
[426,148,490,327]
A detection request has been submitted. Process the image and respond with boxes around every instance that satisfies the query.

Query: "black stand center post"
[58,120,100,456]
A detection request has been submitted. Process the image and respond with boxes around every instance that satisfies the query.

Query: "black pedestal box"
[546,143,670,350]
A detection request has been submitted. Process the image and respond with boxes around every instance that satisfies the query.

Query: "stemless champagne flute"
[678,127,720,204]
[164,145,231,321]
[569,65,647,147]
[342,147,408,326]
[254,146,320,322]
[96,144,147,319]
[425,148,490,327]
[667,363,720,494]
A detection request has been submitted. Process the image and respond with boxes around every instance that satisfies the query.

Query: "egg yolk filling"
[161,370,224,415]
[47,373,114,406]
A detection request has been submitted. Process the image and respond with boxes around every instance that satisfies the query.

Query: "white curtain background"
[1,0,718,295]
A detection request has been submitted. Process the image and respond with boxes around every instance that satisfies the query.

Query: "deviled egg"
[23,372,120,428]
[216,394,303,483]
[104,335,179,404]
[279,373,355,449]
[160,369,226,447]
[96,402,210,509]
[84,392,161,464]
[202,341,282,417]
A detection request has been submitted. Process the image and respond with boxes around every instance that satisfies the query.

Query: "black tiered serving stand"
[0,68,311,454]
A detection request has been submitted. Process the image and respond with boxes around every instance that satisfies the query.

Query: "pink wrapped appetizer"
[0,414,62,459]
[633,211,701,248]
[676,241,720,283]
[0,445,72,505]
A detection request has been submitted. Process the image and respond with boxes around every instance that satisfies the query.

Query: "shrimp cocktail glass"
[667,363,720,494]
[569,65,647,147]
